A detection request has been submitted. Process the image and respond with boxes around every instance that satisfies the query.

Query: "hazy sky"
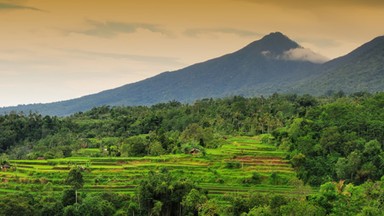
[0,0,383,107]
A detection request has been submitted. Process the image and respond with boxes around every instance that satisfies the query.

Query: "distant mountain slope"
[1,32,384,116]
[0,32,320,116]
[293,36,384,95]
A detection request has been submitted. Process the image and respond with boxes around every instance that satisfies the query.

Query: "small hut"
[189,148,200,155]
[1,164,10,171]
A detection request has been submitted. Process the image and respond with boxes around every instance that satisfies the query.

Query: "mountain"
[292,35,384,95]
[1,32,383,116]
[0,32,319,116]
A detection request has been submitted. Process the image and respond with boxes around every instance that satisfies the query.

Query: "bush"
[215,178,224,184]
[225,161,241,169]
[242,172,263,184]
[269,172,288,185]
[39,177,49,184]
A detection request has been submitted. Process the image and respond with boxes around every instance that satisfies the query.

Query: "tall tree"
[65,167,84,204]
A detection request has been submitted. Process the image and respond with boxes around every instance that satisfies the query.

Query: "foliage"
[242,172,263,185]
[0,93,384,214]
[135,168,206,216]
[65,167,84,190]
[0,94,310,158]
[275,94,384,185]
[0,193,36,216]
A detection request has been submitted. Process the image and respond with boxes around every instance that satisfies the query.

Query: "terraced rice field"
[0,136,312,198]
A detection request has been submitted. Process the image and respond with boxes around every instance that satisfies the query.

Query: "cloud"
[280,48,329,63]
[67,49,183,66]
[260,50,271,57]
[0,2,43,11]
[185,28,261,38]
[76,20,172,38]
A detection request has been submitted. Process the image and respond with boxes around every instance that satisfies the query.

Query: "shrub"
[39,177,49,184]
[216,178,224,184]
[225,161,241,169]
[242,172,263,184]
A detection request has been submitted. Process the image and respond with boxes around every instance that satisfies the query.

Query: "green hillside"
[1,136,304,198]
[0,93,383,215]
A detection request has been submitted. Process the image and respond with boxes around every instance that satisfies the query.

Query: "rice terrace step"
[1,136,311,198]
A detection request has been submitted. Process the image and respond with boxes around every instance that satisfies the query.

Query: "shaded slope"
[294,36,384,95]
[2,33,383,116]
[0,32,319,116]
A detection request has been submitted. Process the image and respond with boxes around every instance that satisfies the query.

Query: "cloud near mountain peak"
[261,47,329,63]
[281,48,329,63]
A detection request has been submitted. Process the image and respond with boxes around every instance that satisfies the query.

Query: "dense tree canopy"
[0,93,383,215]
[1,93,383,186]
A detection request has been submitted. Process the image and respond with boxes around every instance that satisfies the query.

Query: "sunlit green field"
[0,136,312,198]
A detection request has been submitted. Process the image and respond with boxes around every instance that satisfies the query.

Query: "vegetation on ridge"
[0,92,383,215]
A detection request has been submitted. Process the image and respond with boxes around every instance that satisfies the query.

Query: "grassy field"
[0,136,312,198]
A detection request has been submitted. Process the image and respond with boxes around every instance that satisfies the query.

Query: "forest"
[0,92,383,215]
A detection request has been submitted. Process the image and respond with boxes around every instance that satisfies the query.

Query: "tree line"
[1,166,383,215]
[1,92,383,187]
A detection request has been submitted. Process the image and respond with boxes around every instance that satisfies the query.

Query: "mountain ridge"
[1,32,383,116]
[293,35,384,94]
